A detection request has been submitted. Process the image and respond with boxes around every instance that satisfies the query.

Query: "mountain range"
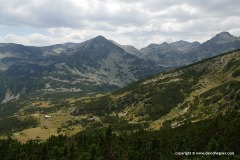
[139,31,240,67]
[0,47,239,141]
[0,32,240,104]
[0,36,164,103]
[0,28,240,159]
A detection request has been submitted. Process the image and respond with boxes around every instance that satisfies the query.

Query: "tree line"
[0,110,240,160]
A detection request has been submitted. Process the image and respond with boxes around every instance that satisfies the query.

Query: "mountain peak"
[171,40,191,46]
[202,31,237,47]
[159,42,170,47]
[161,42,169,45]
[215,31,235,39]
[93,35,107,40]
[82,35,112,47]
[90,35,109,43]
[192,41,201,45]
[148,43,159,48]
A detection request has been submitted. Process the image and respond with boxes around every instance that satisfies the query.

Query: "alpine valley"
[0,32,240,159]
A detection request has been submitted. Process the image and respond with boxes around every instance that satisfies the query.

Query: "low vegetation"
[0,116,39,136]
[0,111,239,159]
[0,50,239,156]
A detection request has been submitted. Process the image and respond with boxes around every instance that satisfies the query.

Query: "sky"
[0,0,240,48]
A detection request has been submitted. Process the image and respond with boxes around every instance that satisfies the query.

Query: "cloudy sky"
[0,0,240,48]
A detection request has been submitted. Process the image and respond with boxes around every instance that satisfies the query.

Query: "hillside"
[0,36,164,103]
[1,111,239,159]
[70,49,240,130]
[0,49,239,141]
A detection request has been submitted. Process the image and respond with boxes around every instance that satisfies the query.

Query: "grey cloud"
[188,0,240,17]
[0,0,240,48]
[140,0,240,22]
[141,0,187,12]
[0,0,148,28]
[1,0,239,29]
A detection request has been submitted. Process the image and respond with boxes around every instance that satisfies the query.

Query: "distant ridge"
[0,31,240,103]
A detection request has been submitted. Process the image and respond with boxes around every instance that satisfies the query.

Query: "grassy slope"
[0,49,240,141]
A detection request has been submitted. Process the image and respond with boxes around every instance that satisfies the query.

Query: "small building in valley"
[44,115,52,118]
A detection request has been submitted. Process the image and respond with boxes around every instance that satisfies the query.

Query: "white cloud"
[0,0,240,48]
[1,34,29,44]
[0,34,50,46]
